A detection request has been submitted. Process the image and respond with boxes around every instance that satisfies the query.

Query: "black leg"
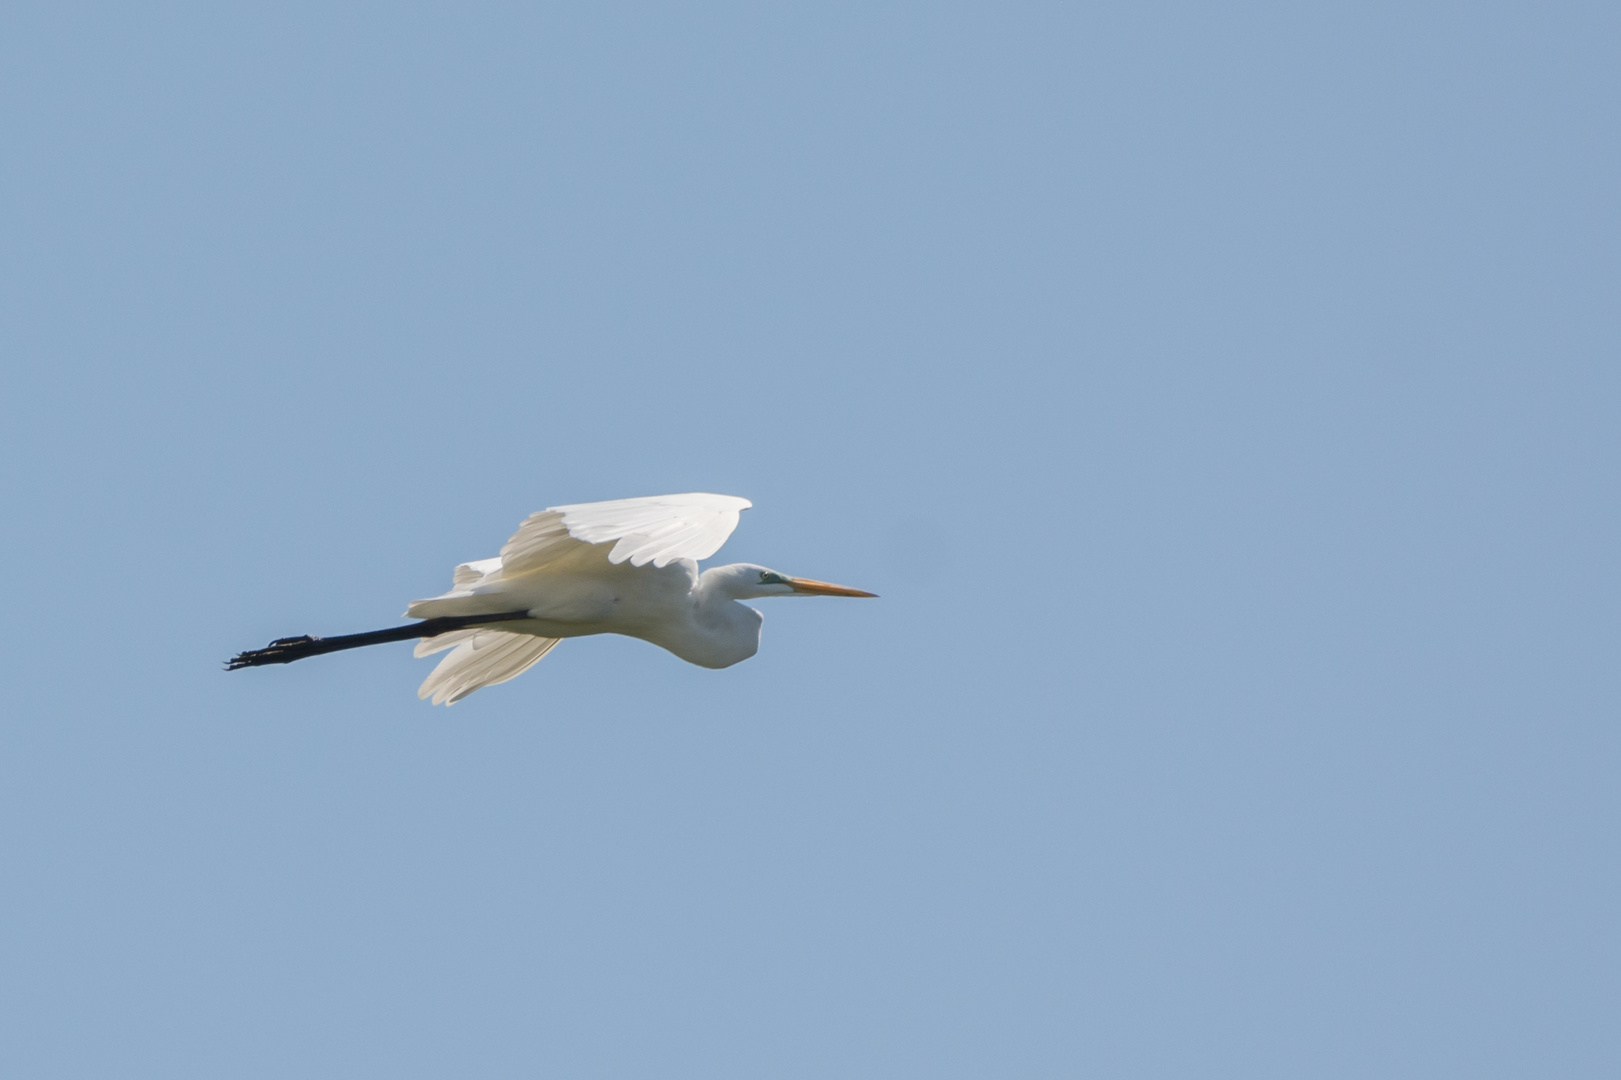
[226,611,534,670]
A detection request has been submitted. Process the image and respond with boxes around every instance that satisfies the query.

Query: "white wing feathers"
[414,629,561,706]
[502,492,751,573]
[495,511,573,575]
[452,557,502,588]
[405,493,752,703]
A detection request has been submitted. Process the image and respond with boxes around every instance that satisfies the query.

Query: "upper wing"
[501,492,751,574]
[407,492,751,620]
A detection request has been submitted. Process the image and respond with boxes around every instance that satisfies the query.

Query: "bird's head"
[707,563,878,601]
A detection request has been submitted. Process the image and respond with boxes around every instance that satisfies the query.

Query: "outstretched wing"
[414,628,562,705]
[407,493,752,620]
[501,492,752,574]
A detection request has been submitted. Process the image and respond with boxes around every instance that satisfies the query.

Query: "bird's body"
[229,493,874,704]
[409,554,764,670]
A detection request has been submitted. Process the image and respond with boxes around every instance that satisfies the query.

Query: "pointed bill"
[788,577,878,598]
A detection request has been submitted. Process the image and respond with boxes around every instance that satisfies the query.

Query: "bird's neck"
[639,566,762,669]
[695,564,755,603]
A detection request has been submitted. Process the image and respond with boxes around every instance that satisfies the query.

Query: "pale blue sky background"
[2,2,1617,1077]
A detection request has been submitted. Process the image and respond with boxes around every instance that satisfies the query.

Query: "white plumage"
[414,630,562,706]
[229,492,876,704]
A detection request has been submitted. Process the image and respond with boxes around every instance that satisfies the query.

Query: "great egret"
[228,493,876,704]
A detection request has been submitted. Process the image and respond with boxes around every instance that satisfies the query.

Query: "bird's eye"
[759,571,786,585]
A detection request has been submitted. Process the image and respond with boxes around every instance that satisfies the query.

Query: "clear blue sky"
[2,3,1617,1076]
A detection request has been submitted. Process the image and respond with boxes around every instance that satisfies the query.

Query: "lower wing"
[414,629,561,705]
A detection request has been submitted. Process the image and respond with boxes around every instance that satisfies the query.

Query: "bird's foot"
[226,635,322,670]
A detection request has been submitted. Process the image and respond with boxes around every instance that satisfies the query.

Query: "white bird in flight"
[228,493,876,704]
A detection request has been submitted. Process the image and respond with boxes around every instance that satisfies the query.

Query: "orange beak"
[788,577,878,598]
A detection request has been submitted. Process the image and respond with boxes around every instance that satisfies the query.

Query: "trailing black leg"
[226,611,534,670]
